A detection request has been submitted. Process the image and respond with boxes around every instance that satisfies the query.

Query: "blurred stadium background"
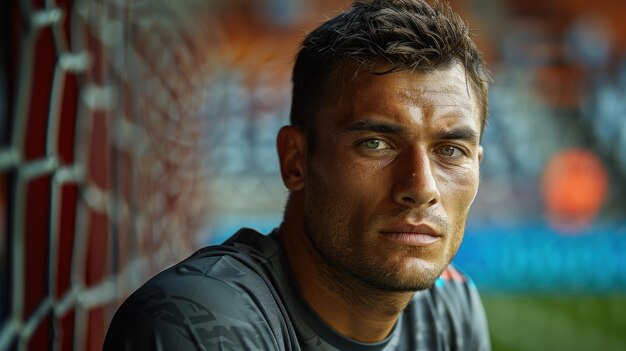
[1,0,625,350]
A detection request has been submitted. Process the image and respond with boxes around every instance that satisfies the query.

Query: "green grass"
[482,294,626,351]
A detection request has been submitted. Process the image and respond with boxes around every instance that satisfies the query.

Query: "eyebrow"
[435,126,479,143]
[343,120,480,143]
[343,120,405,135]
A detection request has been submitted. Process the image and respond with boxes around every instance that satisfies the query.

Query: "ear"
[277,126,307,191]
[477,145,484,162]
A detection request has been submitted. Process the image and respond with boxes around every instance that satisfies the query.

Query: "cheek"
[307,157,362,212]
[462,172,481,206]
[341,161,393,205]
[437,167,480,212]
[313,153,383,190]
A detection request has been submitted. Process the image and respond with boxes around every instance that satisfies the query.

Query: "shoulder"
[408,264,491,350]
[104,232,289,351]
[433,265,481,309]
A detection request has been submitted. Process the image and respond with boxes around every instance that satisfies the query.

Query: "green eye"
[364,139,381,149]
[440,146,457,156]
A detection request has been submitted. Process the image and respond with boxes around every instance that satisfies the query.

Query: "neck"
[279,202,413,343]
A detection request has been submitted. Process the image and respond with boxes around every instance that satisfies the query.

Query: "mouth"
[379,223,442,247]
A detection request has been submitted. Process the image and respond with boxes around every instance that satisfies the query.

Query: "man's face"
[302,63,483,292]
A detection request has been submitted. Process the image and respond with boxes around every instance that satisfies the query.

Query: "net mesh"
[1,0,214,349]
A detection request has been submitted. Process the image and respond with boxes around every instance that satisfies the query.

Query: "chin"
[365,275,438,293]
[359,258,446,292]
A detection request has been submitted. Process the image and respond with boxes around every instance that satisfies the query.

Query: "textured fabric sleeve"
[464,280,491,351]
[433,265,491,351]
[103,260,283,351]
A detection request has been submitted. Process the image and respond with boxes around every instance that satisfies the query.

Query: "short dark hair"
[290,0,490,147]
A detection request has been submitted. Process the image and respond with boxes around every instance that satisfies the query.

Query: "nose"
[392,147,440,208]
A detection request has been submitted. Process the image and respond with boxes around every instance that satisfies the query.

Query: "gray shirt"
[104,228,490,350]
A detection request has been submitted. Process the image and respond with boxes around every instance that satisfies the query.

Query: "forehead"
[322,63,481,130]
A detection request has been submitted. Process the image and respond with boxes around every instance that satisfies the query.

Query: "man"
[104,0,491,349]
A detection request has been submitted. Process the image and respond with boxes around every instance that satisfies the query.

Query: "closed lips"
[380,224,442,246]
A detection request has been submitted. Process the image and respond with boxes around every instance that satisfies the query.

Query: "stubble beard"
[303,202,467,294]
